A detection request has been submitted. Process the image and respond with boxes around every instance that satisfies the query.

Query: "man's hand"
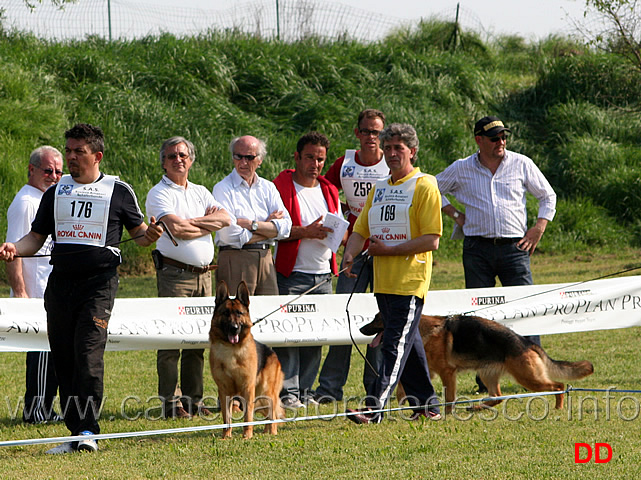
[305,216,333,239]
[365,236,390,256]
[266,210,284,221]
[145,216,164,243]
[0,242,18,262]
[518,226,544,255]
[517,219,548,256]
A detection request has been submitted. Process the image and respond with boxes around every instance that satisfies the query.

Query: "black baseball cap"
[474,116,511,137]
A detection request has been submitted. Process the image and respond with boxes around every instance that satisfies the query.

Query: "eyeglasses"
[233,153,258,162]
[36,166,63,176]
[165,152,190,160]
[359,128,381,137]
[488,134,508,143]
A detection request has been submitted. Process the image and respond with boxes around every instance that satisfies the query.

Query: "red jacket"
[273,169,339,277]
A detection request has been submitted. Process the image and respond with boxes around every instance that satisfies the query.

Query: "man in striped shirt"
[436,116,556,390]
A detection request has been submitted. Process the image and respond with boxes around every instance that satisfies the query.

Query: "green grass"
[1,251,640,477]
[2,28,641,272]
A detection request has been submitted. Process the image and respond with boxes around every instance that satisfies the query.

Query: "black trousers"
[23,351,59,423]
[44,268,118,436]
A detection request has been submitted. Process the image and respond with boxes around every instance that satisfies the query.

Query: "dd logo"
[574,443,612,464]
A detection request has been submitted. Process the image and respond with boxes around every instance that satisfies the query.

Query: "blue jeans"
[463,236,539,346]
[315,256,382,400]
[274,271,332,402]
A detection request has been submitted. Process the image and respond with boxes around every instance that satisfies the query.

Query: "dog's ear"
[215,281,229,306]
[236,281,250,307]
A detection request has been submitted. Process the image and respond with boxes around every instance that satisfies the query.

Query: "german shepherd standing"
[209,281,284,439]
[361,313,594,413]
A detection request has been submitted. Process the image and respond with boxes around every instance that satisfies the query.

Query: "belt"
[468,236,521,246]
[161,256,217,274]
[218,244,271,251]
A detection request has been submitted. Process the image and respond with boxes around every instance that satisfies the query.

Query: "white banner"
[1,275,640,352]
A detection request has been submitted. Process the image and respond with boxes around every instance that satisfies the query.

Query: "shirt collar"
[231,168,260,188]
[161,175,190,189]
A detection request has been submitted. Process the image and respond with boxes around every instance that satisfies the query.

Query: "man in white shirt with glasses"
[213,135,292,295]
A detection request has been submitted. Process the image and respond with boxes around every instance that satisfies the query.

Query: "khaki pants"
[216,248,277,295]
[156,264,211,413]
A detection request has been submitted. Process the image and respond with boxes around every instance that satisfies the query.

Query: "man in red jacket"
[273,132,339,409]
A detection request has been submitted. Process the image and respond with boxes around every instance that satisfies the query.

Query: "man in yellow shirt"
[344,123,442,424]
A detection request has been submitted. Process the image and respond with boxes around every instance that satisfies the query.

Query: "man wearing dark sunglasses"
[6,146,63,425]
[147,136,232,420]
[436,116,557,392]
[213,136,292,296]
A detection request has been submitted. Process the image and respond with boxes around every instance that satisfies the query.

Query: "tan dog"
[361,313,594,412]
[209,281,284,439]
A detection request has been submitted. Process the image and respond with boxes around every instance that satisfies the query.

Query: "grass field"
[1,251,640,478]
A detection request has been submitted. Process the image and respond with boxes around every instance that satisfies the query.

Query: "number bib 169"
[368,174,424,246]
[54,175,116,247]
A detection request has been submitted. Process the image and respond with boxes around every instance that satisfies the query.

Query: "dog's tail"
[536,346,594,380]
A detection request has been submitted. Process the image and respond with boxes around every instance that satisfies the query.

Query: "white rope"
[0,389,570,448]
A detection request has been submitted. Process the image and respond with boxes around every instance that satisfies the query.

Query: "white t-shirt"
[6,184,54,298]
[292,181,331,274]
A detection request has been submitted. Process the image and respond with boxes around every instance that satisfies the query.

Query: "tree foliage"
[578,0,641,71]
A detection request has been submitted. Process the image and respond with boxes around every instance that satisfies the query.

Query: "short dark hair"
[357,109,385,128]
[65,123,104,154]
[296,132,330,155]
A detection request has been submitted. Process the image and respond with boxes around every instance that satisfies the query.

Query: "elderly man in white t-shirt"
[146,136,232,419]
[6,146,63,424]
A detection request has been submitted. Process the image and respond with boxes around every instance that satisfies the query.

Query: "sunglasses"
[233,153,258,162]
[165,152,190,160]
[359,128,381,137]
[36,166,63,176]
[488,134,508,143]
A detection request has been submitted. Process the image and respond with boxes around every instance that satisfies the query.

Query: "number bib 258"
[54,175,116,247]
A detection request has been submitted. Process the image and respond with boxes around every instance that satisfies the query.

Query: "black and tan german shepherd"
[209,281,284,439]
[361,313,594,412]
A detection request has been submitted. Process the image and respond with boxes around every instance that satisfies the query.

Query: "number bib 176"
[54,175,116,247]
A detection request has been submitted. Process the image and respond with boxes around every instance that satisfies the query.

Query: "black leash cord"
[345,254,379,378]
[252,250,370,326]
[13,220,175,259]
[462,263,641,317]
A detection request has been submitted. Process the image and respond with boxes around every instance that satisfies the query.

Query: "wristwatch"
[250,221,259,232]
[452,211,460,220]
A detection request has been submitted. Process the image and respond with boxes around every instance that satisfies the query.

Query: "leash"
[252,250,370,326]
[14,220,177,259]
[344,253,380,379]
[462,263,641,317]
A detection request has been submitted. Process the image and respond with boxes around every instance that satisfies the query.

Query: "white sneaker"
[281,397,305,409]
[77,431,98,453]
[46,442,75,455]
[304,397,319,407]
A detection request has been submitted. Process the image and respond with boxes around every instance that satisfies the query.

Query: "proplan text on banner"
[1,276,640,352]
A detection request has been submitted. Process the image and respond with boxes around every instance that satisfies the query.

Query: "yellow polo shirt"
[353,167,442,299]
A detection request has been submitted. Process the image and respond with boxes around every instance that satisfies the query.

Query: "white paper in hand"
[321,212,350,253]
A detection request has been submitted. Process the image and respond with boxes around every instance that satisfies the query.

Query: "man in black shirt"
[0,124,163,454]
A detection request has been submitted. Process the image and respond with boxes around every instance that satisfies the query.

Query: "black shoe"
[313,393,338,404]
[475,375,488,394]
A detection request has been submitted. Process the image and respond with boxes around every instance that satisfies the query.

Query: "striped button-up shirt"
[436,150,556,238]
